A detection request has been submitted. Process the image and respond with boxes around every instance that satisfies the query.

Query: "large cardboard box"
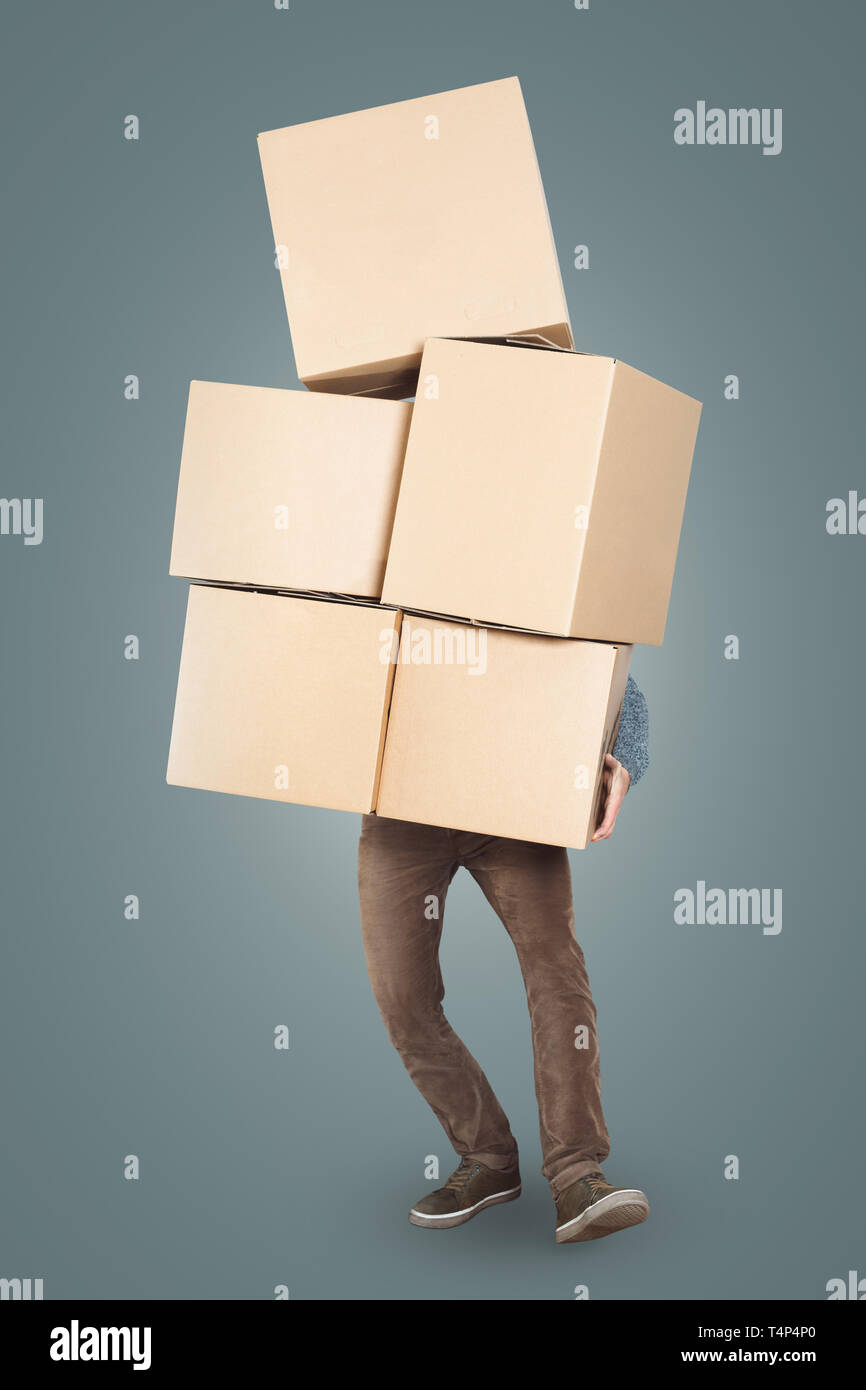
[167,585,401,812]
[376,615,632,849]
[257,77,572,397]
[381,338,702,644]
[169,381,411,597]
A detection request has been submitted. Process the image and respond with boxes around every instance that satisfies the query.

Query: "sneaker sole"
[555,1189,650,1244]
[408,1184,522,1229]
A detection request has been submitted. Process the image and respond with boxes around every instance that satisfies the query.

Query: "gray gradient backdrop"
[2,0,864,1301]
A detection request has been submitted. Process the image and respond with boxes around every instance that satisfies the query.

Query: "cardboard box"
[257,77,572,397]
[167,585,401,813]
[381,337,702,644]
[376,615,632,848]
[169,381,411,597]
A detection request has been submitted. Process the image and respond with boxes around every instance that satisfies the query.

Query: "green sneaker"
[555,1170,649,1244]
[409,1157,521,1229]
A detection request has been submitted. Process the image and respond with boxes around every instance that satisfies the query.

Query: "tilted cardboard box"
[169,381,411,597]
[376,615,632,849]
[166,585,400,813]
[257,77,572,397]
[381,337,702,644]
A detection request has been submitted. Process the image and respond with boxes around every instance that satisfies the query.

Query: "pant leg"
[358,814,519,1171]
[461,832,610,1197]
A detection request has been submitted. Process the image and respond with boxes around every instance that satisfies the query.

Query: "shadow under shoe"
[409,1156,522,1230]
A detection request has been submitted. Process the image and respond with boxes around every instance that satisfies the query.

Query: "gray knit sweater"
[610,674,649,785]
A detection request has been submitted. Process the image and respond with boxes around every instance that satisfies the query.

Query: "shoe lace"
[582,1171,608,1199]
[443,1158,482,1193]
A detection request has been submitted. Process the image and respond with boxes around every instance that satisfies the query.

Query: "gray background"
[2,0,863,1301]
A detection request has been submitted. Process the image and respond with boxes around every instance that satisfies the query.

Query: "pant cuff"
[549,1157,607,1198]
[465,1147,520,1173]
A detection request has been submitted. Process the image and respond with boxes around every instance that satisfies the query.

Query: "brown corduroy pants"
[357,813,611,1197]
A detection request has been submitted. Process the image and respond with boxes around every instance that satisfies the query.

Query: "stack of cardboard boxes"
[167,77,702,849]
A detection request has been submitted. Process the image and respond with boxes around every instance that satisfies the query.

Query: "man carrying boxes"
[167,76,700,1246]
[358,330,697,1239]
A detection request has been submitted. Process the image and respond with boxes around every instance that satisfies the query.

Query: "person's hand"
[591,754,630,842]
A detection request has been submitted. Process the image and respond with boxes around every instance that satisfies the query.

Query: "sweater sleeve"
[611,673,649,786]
